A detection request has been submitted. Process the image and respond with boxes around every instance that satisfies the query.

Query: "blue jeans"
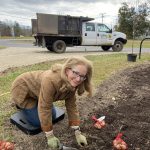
[22,105,56,127]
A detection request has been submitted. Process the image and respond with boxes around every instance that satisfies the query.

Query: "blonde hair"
[61,57,93,97]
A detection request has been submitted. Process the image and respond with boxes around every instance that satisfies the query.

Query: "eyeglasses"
[71,69,86,81]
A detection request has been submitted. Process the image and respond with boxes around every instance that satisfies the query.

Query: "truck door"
[82,22,97,45]
[96,24,113,45]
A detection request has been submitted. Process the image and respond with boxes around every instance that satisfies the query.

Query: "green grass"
[125,39,150,48]
[0,46,6,49]
[0,53,150,141]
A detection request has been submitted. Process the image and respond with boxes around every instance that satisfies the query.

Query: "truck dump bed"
[32,13,94,36]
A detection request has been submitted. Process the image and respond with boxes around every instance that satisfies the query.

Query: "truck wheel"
[53,40,66,53]
[101,46,111,51]
[112,41,123,52]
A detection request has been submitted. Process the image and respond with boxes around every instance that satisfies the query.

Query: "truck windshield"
[97,24,110,33]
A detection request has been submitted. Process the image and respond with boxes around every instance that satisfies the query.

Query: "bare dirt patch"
[7,62,150,150]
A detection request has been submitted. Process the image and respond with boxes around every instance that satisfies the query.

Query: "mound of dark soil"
[10,62,150,150]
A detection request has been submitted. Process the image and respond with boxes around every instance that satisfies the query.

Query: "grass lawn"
[0,53,150,141]
[0,46,6,49]
[125,39,150,48]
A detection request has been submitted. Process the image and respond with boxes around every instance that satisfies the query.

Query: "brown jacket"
[11,67,80,132]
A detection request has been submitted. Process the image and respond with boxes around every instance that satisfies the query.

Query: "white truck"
[32,13,127,53]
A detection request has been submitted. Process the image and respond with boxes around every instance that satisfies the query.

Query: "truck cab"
[82,22,127,51]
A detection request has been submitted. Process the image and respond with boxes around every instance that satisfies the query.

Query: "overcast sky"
[0,0,142,27]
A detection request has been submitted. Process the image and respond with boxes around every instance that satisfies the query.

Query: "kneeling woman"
[11,57,93,149]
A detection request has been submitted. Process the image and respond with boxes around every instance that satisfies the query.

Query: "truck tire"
[52,40,66,53]
[112,41,123,52]
[101,46,111,51]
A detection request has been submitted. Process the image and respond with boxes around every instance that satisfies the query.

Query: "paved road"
[0,39,149,72]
